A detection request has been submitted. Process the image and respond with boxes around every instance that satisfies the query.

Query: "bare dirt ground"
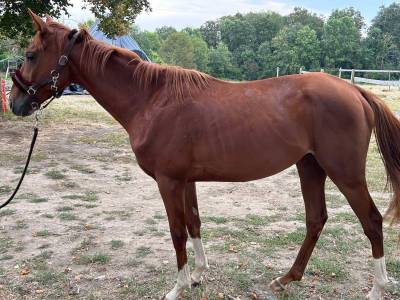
[0,85,399,300]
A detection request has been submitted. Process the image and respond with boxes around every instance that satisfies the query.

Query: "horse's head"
[9,10,78,116]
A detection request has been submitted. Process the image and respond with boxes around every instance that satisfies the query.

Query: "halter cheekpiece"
[11,30,81,104]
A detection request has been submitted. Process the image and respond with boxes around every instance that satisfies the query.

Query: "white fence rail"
[354,77,400,87]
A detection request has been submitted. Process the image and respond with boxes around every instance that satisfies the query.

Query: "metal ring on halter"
[50,70,60,79]
[58,55,68,66]
[27,87,36,95]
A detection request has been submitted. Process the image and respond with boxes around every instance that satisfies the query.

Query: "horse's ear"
[28,9,47,34]
[45,14,54,24]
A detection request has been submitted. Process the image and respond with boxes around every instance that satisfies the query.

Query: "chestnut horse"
[9,11,400,300]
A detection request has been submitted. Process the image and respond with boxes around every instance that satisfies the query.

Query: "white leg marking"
[367,257,389,300]
[191,238,209,284]
[165,264,191,300]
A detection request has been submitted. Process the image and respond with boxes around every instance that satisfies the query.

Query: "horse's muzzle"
[9,94,36,116]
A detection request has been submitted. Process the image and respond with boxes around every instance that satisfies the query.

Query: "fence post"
[299,67,303,74]
[351,69,355,84]
[1,79,7,113]
[389,72,391,91]
[276,67,280,77]
[339,68,342,78]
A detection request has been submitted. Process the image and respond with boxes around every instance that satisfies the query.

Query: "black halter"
[11,30,81,104]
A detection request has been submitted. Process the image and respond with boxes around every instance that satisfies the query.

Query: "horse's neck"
[69,50,150,130]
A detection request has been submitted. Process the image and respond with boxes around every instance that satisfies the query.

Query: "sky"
[61,0,397,30]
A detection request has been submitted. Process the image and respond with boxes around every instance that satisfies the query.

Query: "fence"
[339,69,400,88]
[299,68,400,88]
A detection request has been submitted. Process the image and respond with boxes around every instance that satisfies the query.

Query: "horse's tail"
[356,85,400,224]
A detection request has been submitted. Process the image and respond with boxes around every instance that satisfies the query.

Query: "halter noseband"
[12,30,81,103]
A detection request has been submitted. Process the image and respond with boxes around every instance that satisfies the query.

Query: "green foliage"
[200,21,221,48]
[208,43,240,80]
[286,7,324,38]
[268,25,321,75]
[220,13,257,52]
[323,15,361,68]
[190,35,209,72]
[83,0,150,38]
[0,0,70,45]
[156,26,177,41]
[330,7,365,31]
[159,32,196,69]
[372,3,400,46]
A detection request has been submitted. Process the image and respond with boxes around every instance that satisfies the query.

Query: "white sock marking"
[191,238,209,283]
[165,264,191,300]
[367,257,389,300]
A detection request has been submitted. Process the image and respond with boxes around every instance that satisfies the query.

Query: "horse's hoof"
[269,277,285,292]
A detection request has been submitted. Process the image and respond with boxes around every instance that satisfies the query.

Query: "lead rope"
[0,109,42,209]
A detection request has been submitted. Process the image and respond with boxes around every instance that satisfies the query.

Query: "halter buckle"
[58,55,68,66]
[27,86,37,95]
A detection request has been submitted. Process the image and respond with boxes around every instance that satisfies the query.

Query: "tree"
[0,0,151,45]
[372,3,400,46]
[200,21,221,48]
[156,26,177,41]
[190,36,209,72]
[364,27,399,69]
[294,26,321,70]
[220,14,257,52]
[330,7,365,32]
[83,0,151,38]
[0,0,70,45]
[159,32,196,69]
[245,11,284,45]
[79,19,95,30]
[266,25,321,75]
[286,7,324,38]
[234,46,259,80]
[208,43,240,79]
[323,15,361,68]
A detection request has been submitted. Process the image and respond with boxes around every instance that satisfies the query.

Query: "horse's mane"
[47,22,211,101]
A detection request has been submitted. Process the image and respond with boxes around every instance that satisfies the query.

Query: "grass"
[0,209,16,217]
[58,212,78,221]
[308,257,347,280]
[204,216,228,224]
[45,169,67,180]
[29,196,48,203]
[135,246,153,258]
[70,164,95,174]
[110,240,124,250]
[61,192,98,202]
[145,218,157,225]
[35,230,51,237]
[75,252,110,265]
[56,206,74,212]
[0,185,12,195]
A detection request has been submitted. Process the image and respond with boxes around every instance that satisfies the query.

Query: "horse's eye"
[25,52,35,61]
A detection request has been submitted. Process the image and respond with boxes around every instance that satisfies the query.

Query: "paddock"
[0,85,399,299]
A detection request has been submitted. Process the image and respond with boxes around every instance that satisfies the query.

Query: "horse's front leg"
[157,175,191,300]
[184,182,209,285]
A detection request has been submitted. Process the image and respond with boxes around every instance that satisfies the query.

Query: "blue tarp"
[89,22,150,61]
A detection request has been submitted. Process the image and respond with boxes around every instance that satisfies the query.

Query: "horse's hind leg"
[184,182,209,285]
[270,154,327,291]
[329,175,388,299]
